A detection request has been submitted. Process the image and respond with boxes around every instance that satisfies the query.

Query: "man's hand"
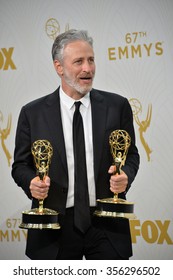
[108,165,128,194]
[29,176,50,200]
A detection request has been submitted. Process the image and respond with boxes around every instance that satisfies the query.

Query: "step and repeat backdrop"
[0,0,173,259]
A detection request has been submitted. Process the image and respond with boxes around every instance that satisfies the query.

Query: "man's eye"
[89,58,94,63]
[75,60,82,64]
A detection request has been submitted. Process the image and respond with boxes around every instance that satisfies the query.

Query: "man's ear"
[54,60,63,76]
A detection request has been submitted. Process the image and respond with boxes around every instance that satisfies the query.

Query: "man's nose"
[82,61,92,72]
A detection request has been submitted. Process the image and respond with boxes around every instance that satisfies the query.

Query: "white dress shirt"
[59,87,96,207]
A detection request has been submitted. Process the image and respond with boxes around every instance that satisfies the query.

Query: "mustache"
[78,73,95,79]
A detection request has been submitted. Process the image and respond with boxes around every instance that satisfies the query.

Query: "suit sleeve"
[120,98,140,192]
[11,106,36,199]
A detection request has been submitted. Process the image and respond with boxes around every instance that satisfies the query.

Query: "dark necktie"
[73,101,91,233]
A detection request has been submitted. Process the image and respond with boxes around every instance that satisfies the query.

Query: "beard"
[63,71,94,95]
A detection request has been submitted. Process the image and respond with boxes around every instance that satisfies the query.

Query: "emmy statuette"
[94,130,136,219]
[19,140,60,229]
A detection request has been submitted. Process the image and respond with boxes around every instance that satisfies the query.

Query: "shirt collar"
[60,86,90,110]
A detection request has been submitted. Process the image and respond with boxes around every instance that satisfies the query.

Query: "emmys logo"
[0,111,12,166]
[129,98,152,161]
[0,218,27,242]
[45,18,69,40]
[0,47,16,70]
[108,31,163,60]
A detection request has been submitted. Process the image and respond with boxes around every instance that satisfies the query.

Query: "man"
[12,29,140,260]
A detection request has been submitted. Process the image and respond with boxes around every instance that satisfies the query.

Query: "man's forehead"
[64,40,93,52]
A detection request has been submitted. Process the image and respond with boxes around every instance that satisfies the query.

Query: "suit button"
[62,188,68,194]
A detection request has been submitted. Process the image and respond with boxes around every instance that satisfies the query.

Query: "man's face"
[55,40,95,97]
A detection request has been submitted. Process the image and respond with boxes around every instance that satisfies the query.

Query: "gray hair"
[52,29,93,62]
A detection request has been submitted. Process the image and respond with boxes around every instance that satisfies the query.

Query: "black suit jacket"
[12,87,139,259]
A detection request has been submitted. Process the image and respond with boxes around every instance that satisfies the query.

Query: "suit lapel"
[90,89,108,182]
[46,88,68,175]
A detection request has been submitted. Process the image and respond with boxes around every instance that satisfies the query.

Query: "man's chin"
[76,85,92,95]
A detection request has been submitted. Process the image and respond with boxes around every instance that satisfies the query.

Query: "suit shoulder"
[92,88,128,104]
[22,88,59,110]
[24,95,48,108]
